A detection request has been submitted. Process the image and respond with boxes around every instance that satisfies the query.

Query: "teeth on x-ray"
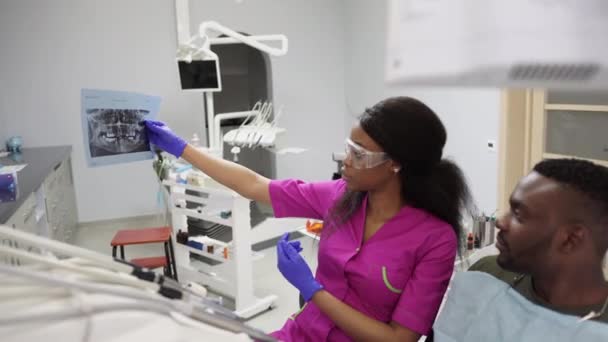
[87,109,149,156]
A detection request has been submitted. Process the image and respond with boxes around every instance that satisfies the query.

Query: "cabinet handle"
[44,199,49,221]
[23,207,35,223]
[54,162,62,171]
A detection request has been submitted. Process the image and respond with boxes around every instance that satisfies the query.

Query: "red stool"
[131,256,168,269]
[110,226,177,280]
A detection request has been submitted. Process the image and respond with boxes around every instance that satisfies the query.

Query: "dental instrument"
[0,225,277,341]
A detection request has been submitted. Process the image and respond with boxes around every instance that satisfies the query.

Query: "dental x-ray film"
[81,89,160,167]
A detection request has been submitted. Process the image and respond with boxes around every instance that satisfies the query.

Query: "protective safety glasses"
[344,138,389,169]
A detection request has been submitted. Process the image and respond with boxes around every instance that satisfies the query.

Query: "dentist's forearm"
[181,144,271,204]
[311,290,420,342]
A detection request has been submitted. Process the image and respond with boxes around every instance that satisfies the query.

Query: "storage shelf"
[178,242,264,263]
[544,104,608,112]
[162,180,238,198]
[178,243,229,263]
[173,207,233,226]
[166,176,288,319]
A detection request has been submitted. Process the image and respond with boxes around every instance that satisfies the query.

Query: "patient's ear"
[558,224,586,254]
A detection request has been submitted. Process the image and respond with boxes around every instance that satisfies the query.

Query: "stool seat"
[131,256,168,269]
[110,226,177,280]
[111,227,171,246]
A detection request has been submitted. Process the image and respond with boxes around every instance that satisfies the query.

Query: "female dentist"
[145,96,472,341]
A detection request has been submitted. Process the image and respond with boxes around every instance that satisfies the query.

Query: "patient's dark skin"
[495,164,608,308]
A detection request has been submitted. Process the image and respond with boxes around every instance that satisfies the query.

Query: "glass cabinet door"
[545,109,608,162]
[541,90,608,164]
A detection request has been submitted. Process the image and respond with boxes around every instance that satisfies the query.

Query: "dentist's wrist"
[301,280,323,302]
[170,139,188,158]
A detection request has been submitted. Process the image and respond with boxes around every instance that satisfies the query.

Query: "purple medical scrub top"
[268,179,457,341]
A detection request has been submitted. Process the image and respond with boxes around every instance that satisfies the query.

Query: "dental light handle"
[198,21,288,57]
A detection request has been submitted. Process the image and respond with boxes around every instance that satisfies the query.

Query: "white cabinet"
[530,90,608,167]
[5,193,37,235]
[43,157,78,243]
[498,89,608,212]
[5,155,77,243]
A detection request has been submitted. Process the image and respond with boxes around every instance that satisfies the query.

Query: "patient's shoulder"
[468,255,501,272]
[468,255,520,285]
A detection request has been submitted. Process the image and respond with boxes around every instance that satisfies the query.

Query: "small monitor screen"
[178,60,221,91]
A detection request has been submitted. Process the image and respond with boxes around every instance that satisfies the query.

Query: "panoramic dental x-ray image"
[87,108,149,157]
[81,88,160,167]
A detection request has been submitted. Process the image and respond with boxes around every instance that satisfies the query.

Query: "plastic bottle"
[191,133,201,148]
[467,233,474,250]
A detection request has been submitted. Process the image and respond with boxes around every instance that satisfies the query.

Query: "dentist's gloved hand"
[144,120,187,158]
[277,233,323,302]
[285,237,303,253]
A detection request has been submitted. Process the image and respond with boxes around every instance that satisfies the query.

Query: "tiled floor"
[74,215,318,333]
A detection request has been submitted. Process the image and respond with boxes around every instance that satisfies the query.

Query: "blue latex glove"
[144,120,187,158]
[277,233,323,301]
[286,238,303,253]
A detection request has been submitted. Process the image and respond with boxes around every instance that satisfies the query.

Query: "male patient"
[433,158,608,341]
[470,158,608,323]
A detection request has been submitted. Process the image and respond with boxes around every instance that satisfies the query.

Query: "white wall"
[0,0,498,221]
[343,0,501,213]
[0,0,348,222]
[0,0,201,222]
[0,114,7,147]
[188,0,347,181]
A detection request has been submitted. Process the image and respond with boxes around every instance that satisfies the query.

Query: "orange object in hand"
[306,220,323,234]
